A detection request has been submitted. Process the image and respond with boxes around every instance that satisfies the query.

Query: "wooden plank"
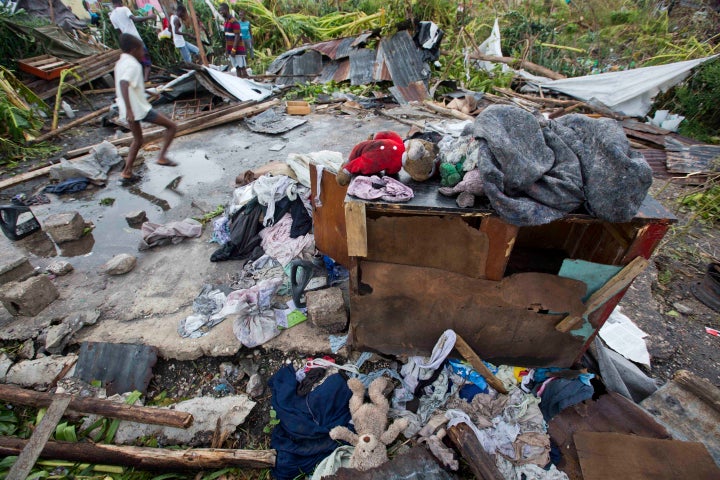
[0,384,193,428]
[454,334,508,394]
[480,216,518,280]
[344,201,367,257]
[351,261,588,367]
[447,424,504,480]
[40,61,68,71]
[7,395,71,480]
[672,370,720,415]
[366,216,489,278]
[0,437,276,471]
[574,432,719,480]
[32,105,111,143]
[185,0,208,66]
[556,256,648,332]
[310,164,349,266]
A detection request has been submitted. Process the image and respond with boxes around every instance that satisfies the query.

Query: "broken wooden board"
[350,261,587,367]
[310,164,349,266]
[365,216,489,278]
[574,432,719,480]
[640,370,720,465]
[548,392,670,480]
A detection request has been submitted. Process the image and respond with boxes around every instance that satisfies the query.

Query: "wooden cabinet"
[311,167,676,367]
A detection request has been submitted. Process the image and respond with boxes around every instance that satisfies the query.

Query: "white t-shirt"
[115,53,152,121]
[170,14,185,48]
[110,6,141,40]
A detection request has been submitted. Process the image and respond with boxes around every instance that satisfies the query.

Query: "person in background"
[171,5,199,63]
[115,33,178,186]
[239,10,253,60]
[218,3,247,77]
[109,0,155,81]
[82,0,99,25]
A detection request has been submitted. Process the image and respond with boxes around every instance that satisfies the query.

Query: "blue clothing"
[44,177,89,194]
[178,42,199,63]
[239,20,251,39]
[269,365,352,480]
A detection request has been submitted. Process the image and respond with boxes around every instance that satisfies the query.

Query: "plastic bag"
[233,305,280,347]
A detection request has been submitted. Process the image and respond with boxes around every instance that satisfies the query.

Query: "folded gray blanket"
[473,105,652,226]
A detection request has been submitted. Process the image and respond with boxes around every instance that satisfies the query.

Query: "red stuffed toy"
[336,131,405,186]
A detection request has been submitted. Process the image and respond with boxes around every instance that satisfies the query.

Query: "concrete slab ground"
[0,110,407,359]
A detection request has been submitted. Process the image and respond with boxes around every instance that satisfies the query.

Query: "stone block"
[306,287,347,333]
[5,355,77,388]
[0,253,34,286]
[101,254,137,275]
[0,275,59,317]
[43,212,86,244]
[125,210,147,228]
[47,260,74,276]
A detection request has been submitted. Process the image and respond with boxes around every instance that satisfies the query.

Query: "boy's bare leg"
[123,120,143,178]
[149,112,178,165]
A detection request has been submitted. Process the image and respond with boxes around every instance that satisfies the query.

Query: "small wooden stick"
[454,334,508,394]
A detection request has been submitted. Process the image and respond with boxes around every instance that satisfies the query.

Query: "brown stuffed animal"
[402,138,440,182]
[329,377,409,471]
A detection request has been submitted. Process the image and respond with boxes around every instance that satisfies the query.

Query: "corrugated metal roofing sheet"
[389,81,429,104]
[380,30,429,91]
[349,48,376,85]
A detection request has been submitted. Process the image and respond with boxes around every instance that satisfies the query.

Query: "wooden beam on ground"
[0,437,276,471]
[0,384,193,428]
[467,53,566,80]
[422,100,474,120]
[0,99,278,192]
[7,395,71,480]
[555,256,649,332]
[447,423,504,480]
[32,105,111,143]
[186,0,208,66]
[454,334,508,394]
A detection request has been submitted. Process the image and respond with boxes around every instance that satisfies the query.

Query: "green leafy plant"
[262,407,280,434]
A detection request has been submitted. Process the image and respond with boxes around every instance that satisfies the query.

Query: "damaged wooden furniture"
[311,170,676,367]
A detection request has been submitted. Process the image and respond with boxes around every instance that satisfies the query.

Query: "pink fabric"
[347,175,414,203]
[259,213,315,266]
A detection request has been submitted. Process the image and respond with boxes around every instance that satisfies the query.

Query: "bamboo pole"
[33,105,111,143]
[0,384,193,428]
[467,52,566,80]
[0,437,276,471]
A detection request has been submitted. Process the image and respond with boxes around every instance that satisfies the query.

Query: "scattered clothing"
[177,285,231,338]
[230,277,284,347]
[269,364,353,480]
[12,193,50,206]
[535,377,594,421]
[347,175,414,202]
[329,334,348,354]
[260,213,315,266]
[253,175,297,226]
[140,218,202,250]
[211,201,265,262]
[43,177,89,194]
[310,445,354,480]
[49,141,123,184]
[211,215,231,245]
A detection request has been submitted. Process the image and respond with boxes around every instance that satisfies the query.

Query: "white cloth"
[286,151,344,187]
[252,175,297,226]
[110,6,141,40]
[114,53,152,121]
[170,14,185,47]
[311,446,354,480]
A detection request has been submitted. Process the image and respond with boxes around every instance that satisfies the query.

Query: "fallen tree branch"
[0,384,193,428]
[421,100,475,120]
[467,53,566,80]
[32,105,111,144]
[0,437,276,471]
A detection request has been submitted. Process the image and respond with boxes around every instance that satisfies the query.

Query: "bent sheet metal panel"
[350,261,588,367]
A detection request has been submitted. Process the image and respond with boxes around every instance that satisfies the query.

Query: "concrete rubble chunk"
[246,373,264,398]
[47,260,74,276]
[0,353,12,382]
[0,253,35,286]
[5,354,77,388]
[112,395,256,445]
[125,210,148,228]
[43,212,86,244]
[306,287,348,333]
[0,275,59,317]
[18,339,35,360]
[45,312,101,354]
[101,254,137,275]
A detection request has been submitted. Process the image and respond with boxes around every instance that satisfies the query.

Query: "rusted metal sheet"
[327,446,456,480]
[640,370,720,465]
[74,342,158,395]
[378,30,429,102]
[312,36,358,60]
[350,261,588,367]
[366,216,489,278]
[349,48,376,86]
[665,137,720,174]
[575,432,720,480]
[637,148,671,179]
[548,392,670,480]
[389,80,429,104]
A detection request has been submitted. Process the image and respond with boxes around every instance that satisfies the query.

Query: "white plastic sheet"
[537,56,718,117]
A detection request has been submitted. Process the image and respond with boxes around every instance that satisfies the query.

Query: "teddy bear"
[329,377,409,471]
[336,131,405,186]
[402,138,440,182]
